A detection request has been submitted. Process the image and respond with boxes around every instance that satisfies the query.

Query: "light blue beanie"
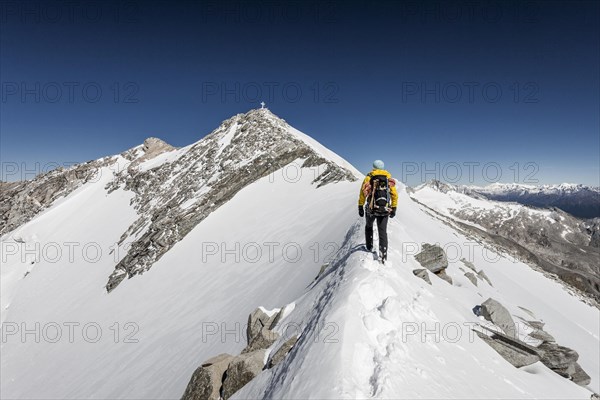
[373,160,384,169]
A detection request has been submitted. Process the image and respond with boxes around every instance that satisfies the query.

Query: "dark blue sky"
[1,0,599,186]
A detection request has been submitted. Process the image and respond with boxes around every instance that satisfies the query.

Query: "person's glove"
[389,207,397,218]
[358,205,364,217]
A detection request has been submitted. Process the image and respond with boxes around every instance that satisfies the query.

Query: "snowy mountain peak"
[101,108,360,291]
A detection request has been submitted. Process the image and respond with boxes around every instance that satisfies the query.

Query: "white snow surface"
[1,118,598,399]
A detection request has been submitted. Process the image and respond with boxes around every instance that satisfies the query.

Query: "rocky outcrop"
[477,270,493,286]
[243,327,280,354]
[221,350,266,400]
[247,308,281,344]
[476,304,592,386]
[412,269,432,285]
[181,305,299,400]
[480,298,517,338]
[181,354,233,400]
[537,342,591,385]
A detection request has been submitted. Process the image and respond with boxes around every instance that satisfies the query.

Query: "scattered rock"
[412,269,432,285]
[181,353,233,400]
[267,335,299,368]
[460,258,477,272]
[526,320,545,330]
[477,270,493,286]
[528,329,555,343]
[464,272,478,286]
[222,350,266,400]
[481,298,517,338]
[415,244,448,273]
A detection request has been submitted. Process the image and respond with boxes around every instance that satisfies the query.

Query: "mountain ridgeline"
[412,180,600,303]
[464,183,600,219]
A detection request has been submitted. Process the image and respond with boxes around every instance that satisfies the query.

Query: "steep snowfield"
[1,163,358,399]
[236,185,599,399]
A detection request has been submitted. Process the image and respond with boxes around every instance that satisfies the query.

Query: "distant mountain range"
[460,182,600,219]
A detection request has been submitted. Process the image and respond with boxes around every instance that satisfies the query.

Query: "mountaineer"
[358,160,398,263]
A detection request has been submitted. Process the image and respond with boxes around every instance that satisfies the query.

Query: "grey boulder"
[481,298,517,338]
[222,350,266,400]
[181,353,233,400]
[415,244,448,273]
[247,308,280,345]
[243,326,280,354]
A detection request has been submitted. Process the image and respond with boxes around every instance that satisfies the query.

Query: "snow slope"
[236,185,599,399]
[1,163,359,399]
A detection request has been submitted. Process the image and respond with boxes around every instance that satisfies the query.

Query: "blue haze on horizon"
[1,0,598,187]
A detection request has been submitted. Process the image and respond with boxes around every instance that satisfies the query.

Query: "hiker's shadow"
[308,244,367,289]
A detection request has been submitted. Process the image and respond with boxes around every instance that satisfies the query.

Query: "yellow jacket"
[358,169,398,207]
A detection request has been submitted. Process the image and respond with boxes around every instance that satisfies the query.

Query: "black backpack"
[367,175,391,215]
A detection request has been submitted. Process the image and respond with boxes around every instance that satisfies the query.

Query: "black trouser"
[365,213,388,256]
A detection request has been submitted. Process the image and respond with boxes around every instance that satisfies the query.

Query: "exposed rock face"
[181,304,299,400]
[476,329,540,368]
[414,244,453,284]
[412,269,432,285]
[460,258,477,272]
[105,109,358,291]
[571,363,592,386]
[480,298,517,338]
[181,353,233,400]
[1,159,108,236]
[247,308,281,344]
[243,327,280,354]
[267,335,299,368]
[0,139,175,238]
[528,329,555,343]
[537,342,580,370]
[464,272,478,286]
[222,350,267,400]
[477,270,493,286]
[128,137,175,171]
[414,244,448,273]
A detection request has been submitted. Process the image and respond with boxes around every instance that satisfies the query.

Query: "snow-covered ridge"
[231,188,599,399]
